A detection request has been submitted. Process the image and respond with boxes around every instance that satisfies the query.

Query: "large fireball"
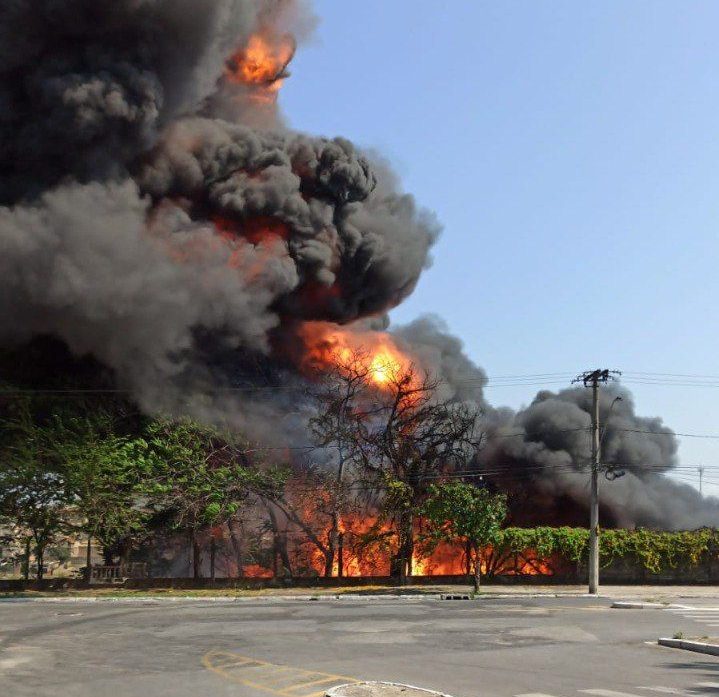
[226,33,296,88]
[296,321,418,390]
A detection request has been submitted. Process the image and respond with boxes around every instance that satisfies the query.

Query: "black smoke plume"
[0,0,715,530]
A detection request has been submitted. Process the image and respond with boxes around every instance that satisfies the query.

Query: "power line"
[624,371,719,379]
[613,427,719,439]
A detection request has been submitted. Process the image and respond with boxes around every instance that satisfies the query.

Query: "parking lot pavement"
[1,596,718,697]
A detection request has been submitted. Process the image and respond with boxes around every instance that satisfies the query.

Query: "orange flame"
[297,322,417,391]
[226,33,296,92]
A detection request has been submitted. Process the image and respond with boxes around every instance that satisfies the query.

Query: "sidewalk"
[1,583,717,602]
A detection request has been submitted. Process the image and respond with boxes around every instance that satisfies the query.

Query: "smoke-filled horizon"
[0,0,716,530]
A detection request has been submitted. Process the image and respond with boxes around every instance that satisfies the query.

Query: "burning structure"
[1,0,718,578]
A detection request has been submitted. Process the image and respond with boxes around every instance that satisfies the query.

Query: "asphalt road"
[1,596,718,697]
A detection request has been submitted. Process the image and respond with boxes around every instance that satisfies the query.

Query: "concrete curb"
[326,681,453,697]
[611,602,681,609]
[0,594,438,604]
[658,638,719,656]
[0,591,607,604]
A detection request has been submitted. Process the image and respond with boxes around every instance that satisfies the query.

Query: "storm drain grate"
[440,594,471,600]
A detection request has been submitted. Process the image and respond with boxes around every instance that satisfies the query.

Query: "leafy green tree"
[422,483,507,592]
[0,396,69,580]
[145,418,285,579]
[53,414,154,575]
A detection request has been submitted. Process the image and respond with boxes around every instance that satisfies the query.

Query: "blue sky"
[281,0,719,497]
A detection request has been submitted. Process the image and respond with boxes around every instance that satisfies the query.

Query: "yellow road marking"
[202,649,358,697]
[282,675,347,692]
[262,668,310,685]
[215,658,260,670]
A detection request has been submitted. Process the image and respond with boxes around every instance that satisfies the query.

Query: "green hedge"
[495,527,719,574]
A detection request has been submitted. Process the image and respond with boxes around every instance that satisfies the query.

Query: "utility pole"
[699,467,705,495]
[573,369,621,595]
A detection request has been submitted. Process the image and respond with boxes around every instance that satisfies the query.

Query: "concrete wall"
[2,559,718,592]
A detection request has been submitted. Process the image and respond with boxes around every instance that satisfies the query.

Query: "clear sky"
[281,0,719,497]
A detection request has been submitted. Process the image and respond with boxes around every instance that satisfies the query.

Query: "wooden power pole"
[573,369,620,595]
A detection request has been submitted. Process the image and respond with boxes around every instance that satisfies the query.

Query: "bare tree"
[308,349,372,576]
[311,352,481,583]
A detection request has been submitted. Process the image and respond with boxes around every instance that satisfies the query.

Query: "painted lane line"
[637,686,695,696]
[580,689,647,697]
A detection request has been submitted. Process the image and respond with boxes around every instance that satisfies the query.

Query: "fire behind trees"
[307,348,481,582]
[0,338,504,582]
[2,0,717,537]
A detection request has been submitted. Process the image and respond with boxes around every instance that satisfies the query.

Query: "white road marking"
[580,690,647,697]
[666,607,719,628]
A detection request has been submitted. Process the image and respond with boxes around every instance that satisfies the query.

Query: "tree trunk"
[473,544,481,594]
[326,442,346,578]
[324,515,338,578]
[227,520,244,578]
[272,499,326,572]
[85,535,92,583]
[397,512,413,585]
[23,539,30,581]
[276,535,292,579]
[337,532,344,578]
[121,538,132,565]
[36,544,44,581]
[210,535,216,584]
[267,506,293,579]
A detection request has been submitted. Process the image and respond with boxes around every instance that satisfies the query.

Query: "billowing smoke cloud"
[389,316,718,530]
[0,0,715,531]
[478,382,718,529]
[0,0,437,407]
[0,0,267,203]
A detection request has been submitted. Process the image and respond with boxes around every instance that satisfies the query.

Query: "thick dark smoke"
[0,0,715,531]
[0,0,437,414]
[0,0,263,203]
[391,315,718,529]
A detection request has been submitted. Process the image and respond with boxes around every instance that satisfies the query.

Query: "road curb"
[0,594,438,604]
[0,591,607,604]
[612,602,681,609]
[658,637,719,656]
[326,681,453,697]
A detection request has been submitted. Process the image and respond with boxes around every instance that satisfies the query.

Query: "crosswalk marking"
[638,686,694,696]
[580,689,646,697]
[666,606,719,629]
[516,686,719,697]
[511,683,719,697]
